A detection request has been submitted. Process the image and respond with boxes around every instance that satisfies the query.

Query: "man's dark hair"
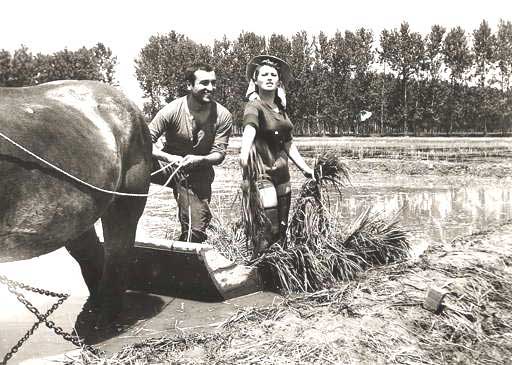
[184,62,214,84]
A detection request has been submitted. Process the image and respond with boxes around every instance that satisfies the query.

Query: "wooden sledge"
[127,238,262,301]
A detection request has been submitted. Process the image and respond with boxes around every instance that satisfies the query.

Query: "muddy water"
[1,166,511,364]
[338,174,512,243]
[210,166,512,246]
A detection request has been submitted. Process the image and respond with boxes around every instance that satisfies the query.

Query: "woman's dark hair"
[184,62,214,84]
[252,60,282,81]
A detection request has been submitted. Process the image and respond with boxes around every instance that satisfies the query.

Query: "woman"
[239,55,314,256]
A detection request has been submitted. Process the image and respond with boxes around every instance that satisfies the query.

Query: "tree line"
[0,43,117,87]
[1,20,511,136]
[135,20,512,136]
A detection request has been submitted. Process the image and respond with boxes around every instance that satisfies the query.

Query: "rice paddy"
[69,137,512,364]
[248,136,512,162]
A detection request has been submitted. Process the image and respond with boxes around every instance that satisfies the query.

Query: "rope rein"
[0,131,179,197]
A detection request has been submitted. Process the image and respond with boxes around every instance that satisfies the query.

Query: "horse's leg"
[65,228,104,301]
[95,112,151,322]
[96,198,140,319]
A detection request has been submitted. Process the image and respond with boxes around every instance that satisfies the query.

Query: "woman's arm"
[284,141,314,179]
[239,125,256,169]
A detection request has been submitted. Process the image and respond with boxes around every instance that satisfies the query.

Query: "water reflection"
[148,168,512,246]
[335,175,512,243]
[2,168,511,362]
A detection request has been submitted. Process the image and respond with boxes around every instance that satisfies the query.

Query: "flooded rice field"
[200,166,512,247]
[139,171,512,248]
[1,137,512,363]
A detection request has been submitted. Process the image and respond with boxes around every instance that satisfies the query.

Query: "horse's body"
[0,80,152,316]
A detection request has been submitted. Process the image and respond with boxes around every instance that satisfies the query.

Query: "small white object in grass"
[423,286,448,313]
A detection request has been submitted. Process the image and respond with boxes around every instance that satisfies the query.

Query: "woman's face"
[255,65,280,92]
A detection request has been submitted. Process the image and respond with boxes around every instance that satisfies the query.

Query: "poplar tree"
[135,31,211,118]
[443,26,472,133]
[380,22,424,134]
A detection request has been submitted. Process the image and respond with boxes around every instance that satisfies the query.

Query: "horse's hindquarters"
[0,168,116,261]
[0,81,150,262]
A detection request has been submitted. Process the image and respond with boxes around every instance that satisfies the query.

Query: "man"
[148,63,232,242]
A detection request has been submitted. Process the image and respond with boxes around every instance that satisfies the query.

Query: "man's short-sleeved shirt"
[149,95,232,157]
[149,95,232,182]
[242,100,294,185]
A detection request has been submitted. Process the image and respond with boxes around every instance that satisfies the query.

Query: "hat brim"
[246,55,293,85]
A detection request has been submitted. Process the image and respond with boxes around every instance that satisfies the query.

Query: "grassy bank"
[228,136,512,160]
[223,137,512,178]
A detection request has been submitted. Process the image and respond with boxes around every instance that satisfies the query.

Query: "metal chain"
[0,274,69,298]
[0,274,97,364]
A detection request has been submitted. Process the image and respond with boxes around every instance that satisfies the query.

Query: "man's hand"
[156,153,183,175]
[167,154,183,165]
[181,155,204,170]
[153,145,183,166]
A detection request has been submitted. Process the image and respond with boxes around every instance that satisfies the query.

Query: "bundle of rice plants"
[340,207,411,270]
[254,242,335,292]
[240,146,272,258]
[206,216,249,264]
[312,151,351,192]
[289,151,350,246]
[256,152,410,293]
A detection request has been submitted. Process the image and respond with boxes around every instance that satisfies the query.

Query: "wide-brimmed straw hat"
[246,55,293,85]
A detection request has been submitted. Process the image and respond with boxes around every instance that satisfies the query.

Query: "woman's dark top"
[242,99,294,187]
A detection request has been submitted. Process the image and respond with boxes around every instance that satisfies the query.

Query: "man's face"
[188,70,216,104]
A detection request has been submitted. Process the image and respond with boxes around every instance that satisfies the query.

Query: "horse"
[0,80,152,320]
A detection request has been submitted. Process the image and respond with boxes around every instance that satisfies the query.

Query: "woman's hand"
[302,166,316,181]
[239,154,249,169]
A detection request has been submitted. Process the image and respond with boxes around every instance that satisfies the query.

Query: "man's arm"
[181,151,223,169]
[152,145,183,165]
[148,104,184,165]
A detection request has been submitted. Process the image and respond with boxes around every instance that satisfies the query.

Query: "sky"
[2,0,511,106]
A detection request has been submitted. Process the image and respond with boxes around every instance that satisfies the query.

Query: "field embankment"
[226,136,512,178]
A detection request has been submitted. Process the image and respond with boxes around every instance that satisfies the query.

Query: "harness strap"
[0,131,178,197]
